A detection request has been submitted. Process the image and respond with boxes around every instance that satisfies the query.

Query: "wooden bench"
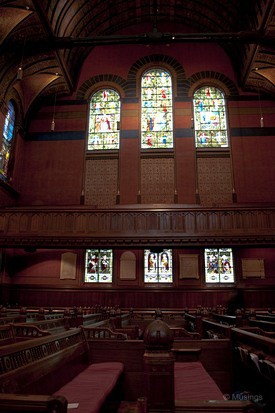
[248,318,275,332]
[174,399,262,412]
[231,327,275,412]
[0,394,67,413]
[0,328,124,413]
[0,323,51,345]
[202,319,233,339]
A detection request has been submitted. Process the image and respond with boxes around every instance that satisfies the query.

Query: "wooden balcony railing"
[0,204,275,247]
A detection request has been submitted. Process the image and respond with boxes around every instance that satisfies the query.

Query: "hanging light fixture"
[17,39,26,80]
[256,75,264,128]
[258,91,264,128]
[51,94,57,131]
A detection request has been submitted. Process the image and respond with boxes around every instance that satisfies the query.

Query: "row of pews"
[0,305,274,412]
[183,307,275,413]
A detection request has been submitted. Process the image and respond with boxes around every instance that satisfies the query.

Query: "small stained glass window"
[85,249,113,283]
[88,89,120,150]
[144,249,173,283]
[141,69,173,149]
[193,86,228,148]
[204,248,234,283]
[1,100,15,180]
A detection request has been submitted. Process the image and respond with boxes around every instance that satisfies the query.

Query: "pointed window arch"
[1,100,15,180]
[141,68,173,149]
[193,86,228,148]
[88,89,120,150]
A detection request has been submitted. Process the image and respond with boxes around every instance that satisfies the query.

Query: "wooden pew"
[248,318,275,332]
[231,327,275,412]
[174,399,261,412]
[202,319,232,339]
[82,326,128,340]
[0,328,124,413]
[0,323,51,345]
[184,312,203,336]
[0,394,67,413]
[211,313,238,326]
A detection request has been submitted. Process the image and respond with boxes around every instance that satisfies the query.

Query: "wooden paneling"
[9,286,272,309]
[1,205,275,247]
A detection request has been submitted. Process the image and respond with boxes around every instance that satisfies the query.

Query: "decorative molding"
[1,205,275,247]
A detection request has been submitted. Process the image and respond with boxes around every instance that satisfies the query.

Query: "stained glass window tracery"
[193,86,228,148]
[204,248,234,283]
[1,100,15,180]
[88,89,120,150]
[144,248,173,283]
[85,249,113,283]
[141,69,173,149]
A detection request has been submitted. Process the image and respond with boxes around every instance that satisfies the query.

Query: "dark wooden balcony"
[1,204,275,247]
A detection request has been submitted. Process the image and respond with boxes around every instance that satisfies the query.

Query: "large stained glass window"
[144,248,173,283]
[85,249,113,283]
[141,69,173,149]
[0,100,15,180]
[193,86,228,148]
[204,248,234,283]
[88,89,120,150]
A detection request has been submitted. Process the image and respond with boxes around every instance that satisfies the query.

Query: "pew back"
[0,328,88,394]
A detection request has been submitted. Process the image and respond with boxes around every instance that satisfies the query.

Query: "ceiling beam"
[32,0,74,92]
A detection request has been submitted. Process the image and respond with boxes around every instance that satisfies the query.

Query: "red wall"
[3,247,275,308]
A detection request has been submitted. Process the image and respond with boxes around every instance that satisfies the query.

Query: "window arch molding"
[136,63,177,99]
[77,76,127,101]
[127,54,185,99]
[186,71,238,98]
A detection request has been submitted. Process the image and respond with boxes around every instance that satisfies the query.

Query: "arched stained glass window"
[144,248,173,283]
[193,86,228,148]
[204,248,234,283]
[1,100,15,180]
[85,249,113,283]
[88,89,120,150]
[141,69,173,149]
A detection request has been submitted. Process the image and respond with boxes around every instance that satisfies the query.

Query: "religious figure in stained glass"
[85,249,113,282]
[88,89,120,150]
[0,100,15,181]
[144,249,173,283]
[204,248,234,283]
[193,87,228,148]
[141,69,173,149]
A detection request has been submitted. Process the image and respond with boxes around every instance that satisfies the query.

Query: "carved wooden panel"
[1,207,275,247]
[141,158,174,204]
[85,158,118,207]
[197,157,232,205]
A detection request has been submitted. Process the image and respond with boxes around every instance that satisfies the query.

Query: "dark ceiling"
[1,0,275,116]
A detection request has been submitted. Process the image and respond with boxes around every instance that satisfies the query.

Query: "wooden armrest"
[175,399,261,412]
[0,394,67,413]
[172,348,202,354]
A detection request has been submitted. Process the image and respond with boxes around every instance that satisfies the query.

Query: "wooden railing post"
[143,318,175,412]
